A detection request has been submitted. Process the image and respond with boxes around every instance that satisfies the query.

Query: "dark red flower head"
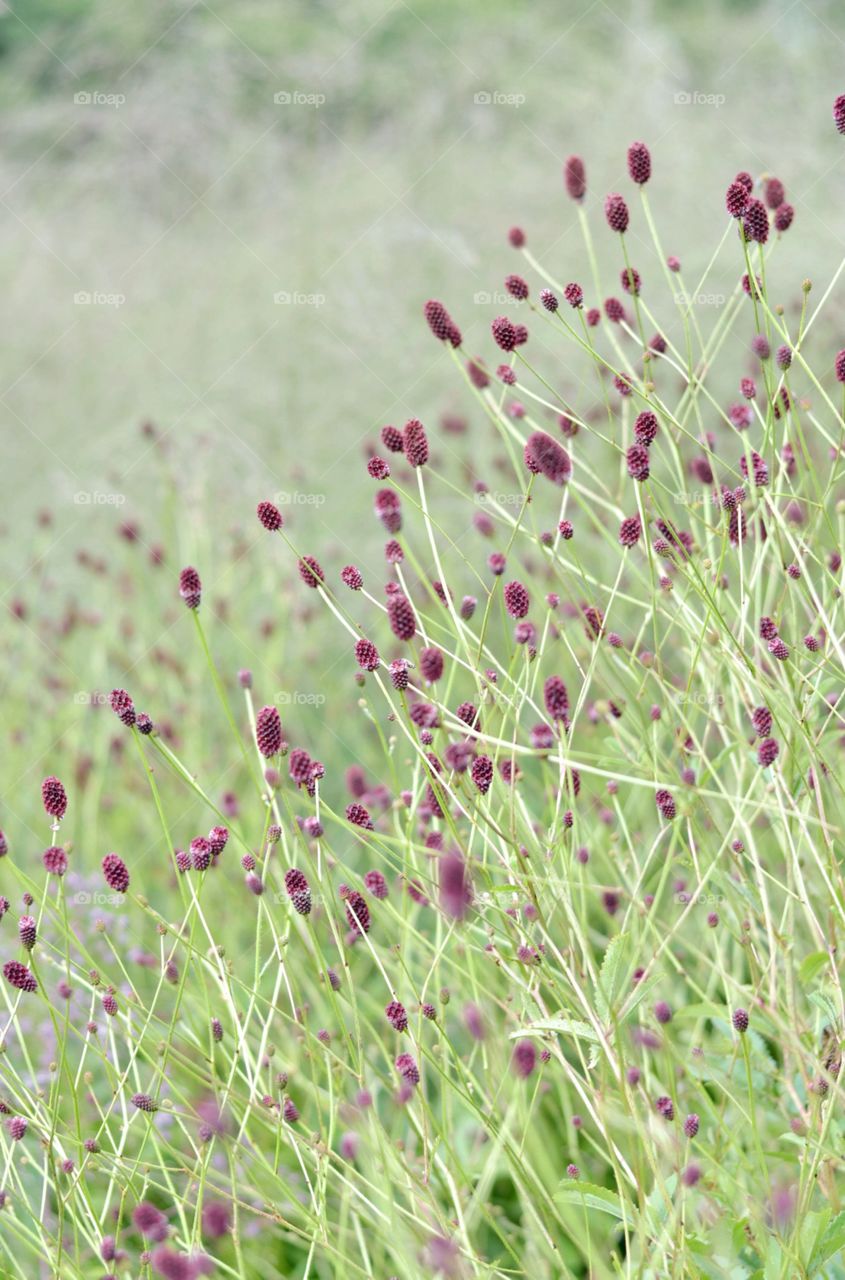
[604,193,629,233]
[471,755,493,794]
[284,868,312,915]
[102,853,129,893]
[395,1052,419,1084]
[346,803,374,831]
[42,776,67,821]
[387,593,416,641]
[626,444,650,482]
[619,514,641,547]
[255,705,282,757]
[345,890,371,935]
[341,565,363,590]
[43,846,67,875]
[503,580,530,619]
[725,181,750,219]
[298,556,324,589]
[385,1000,408,1031]
[109,688,136,727]
[403,419,429,467]
[732,1007,749,1033]
[543,675,569,721]
[179,566,201,609]
[355,638,380,672]
[564,155,586,202]
[655,788,676,820]
[256,501,283,531]
[834,94,845,134]
[835,350,845,383]
[774,203,793,232]
[524,432,571,486]
[419,646,444,682]
[627,141,651,184]
[742,199,769,244]
[492,315,518,351]
[4,961,37,993]
[505,274,529,300]
[424,299,461,347]
[381,424,404,453]
[540,288,558,312]
[508,226,525,247]
[564,282,583,308]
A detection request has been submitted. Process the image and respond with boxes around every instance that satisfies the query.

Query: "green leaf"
[809,991,839,1026]
[554,1179,629,1221]
[511,1018,599,1042]
[799,952,831,986]
[596,932,628,1020]
[810,1209,845,1274]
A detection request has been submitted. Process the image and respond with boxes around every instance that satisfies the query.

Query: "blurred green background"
[2,0,845,830]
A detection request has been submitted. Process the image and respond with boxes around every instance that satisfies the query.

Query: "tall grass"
[2,111,845,1280]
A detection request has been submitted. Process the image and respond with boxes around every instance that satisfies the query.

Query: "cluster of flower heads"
[4,95,845,1280]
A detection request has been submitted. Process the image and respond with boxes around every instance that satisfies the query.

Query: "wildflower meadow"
[2,4,845,1278]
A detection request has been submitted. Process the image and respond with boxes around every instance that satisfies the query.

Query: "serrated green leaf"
[810,1209,845,1274]
[554,1178,629,1221]
[799,952,831,986]
[509,1018,599,1042]
[596,931,628,1020]
[809,991,839,1026]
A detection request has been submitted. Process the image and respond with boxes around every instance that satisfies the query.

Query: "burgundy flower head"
[256,500,283,531]
[492,315,518,351]
[604,193,629,233]
[298,556,325,589]
[403,419,429,467]
[503,580,530,619]
[742,199,769,244]
[471,755,493,795]
[725,180,750,218]
[355,638,380,672]
[4,961,37,993]
[255,705,282,757]
[834,94,845,134]
[627,141,651,184]
[564,155,586,202]
[43,846,67,876]
[109,688,136,727]
[42,776,67,821]
[524,432,571,486]
[103,853,129,893]
[423,299,461,347]
[387,593,416,641]
[655,788,676,820]
[394,1052,419,1084]
[179,566,201,609]
[505,274,529,300]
